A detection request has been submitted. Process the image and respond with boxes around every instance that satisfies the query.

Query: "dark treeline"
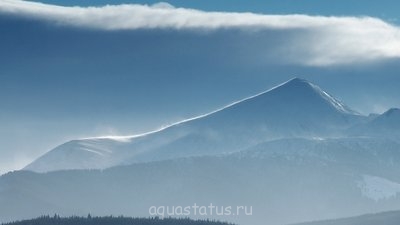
[2,215,234,225]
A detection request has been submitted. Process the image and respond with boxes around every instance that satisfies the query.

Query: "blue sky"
[0,0,399,174]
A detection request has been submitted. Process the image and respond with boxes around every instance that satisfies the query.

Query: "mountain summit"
[274,78,357,114]
[207,77,359,123]
[24,78,364,172]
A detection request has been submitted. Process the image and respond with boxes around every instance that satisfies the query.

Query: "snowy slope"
[24,78,364,172]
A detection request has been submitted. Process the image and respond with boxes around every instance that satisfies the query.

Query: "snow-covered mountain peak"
[273,77,359,115]
[23,78,365,173]
[223,77,360,118]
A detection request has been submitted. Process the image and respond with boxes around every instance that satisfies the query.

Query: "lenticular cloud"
[0,0,399,66]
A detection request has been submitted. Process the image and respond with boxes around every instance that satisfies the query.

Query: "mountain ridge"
[24,77,367,172]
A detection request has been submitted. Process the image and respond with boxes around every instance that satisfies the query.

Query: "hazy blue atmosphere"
[1,0,400,174]
[1,1,400,225]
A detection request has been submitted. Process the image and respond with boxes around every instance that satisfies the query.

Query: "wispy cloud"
[0,0,400,66]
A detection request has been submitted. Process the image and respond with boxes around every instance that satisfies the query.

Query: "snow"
[309,82,360,115]
[357,175,400,201]
[80,148,106,156]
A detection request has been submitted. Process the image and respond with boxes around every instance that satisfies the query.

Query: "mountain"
[366,108,400,135]
[24,78,364,172]
[373,108,400,127]
[3,137,400,225]
[11,78,400,225]
[349,108,400,138]
[293,210,400,225]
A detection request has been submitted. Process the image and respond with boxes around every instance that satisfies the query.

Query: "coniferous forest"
[2,216,234,225]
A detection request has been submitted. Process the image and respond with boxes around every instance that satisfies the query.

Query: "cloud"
[0,0,399,66]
